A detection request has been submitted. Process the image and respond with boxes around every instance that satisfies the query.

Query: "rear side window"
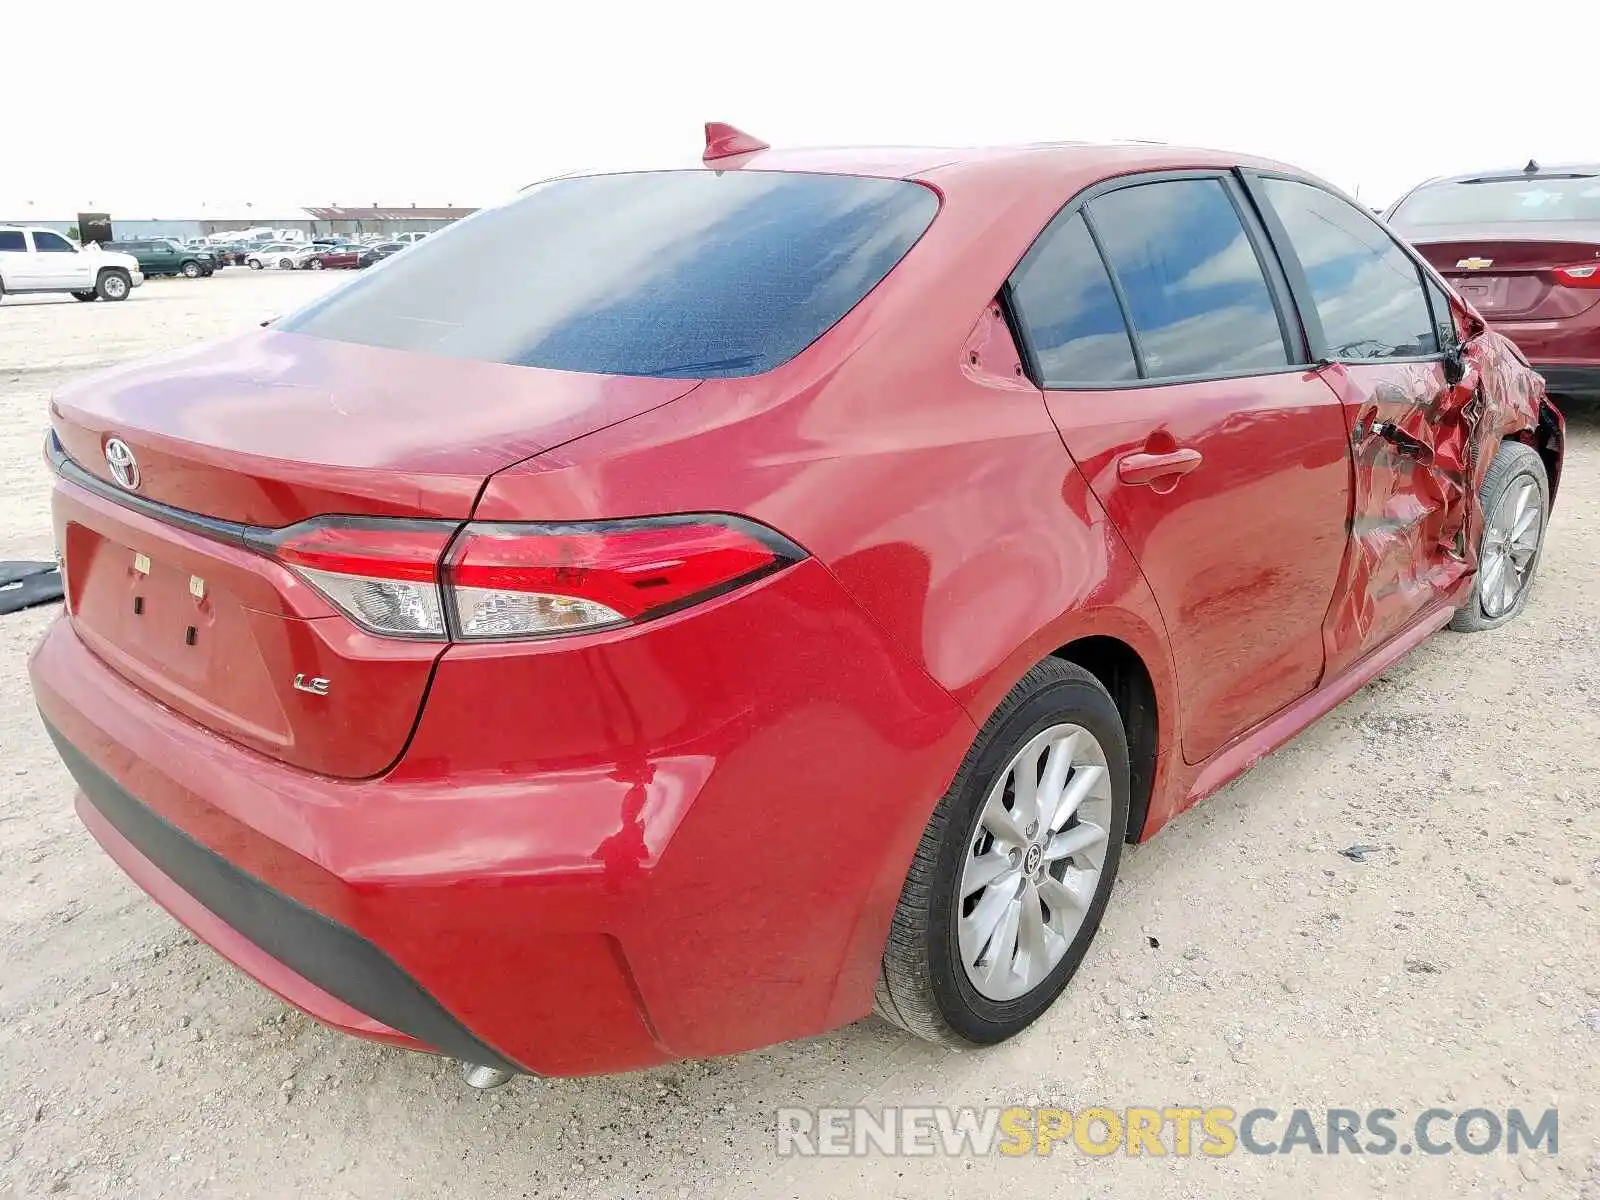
[278,171,939,378]
[1007,212,1138,384]
[1087,179,1290,378]
[1260,178,1437,361]
[0,231,24,251]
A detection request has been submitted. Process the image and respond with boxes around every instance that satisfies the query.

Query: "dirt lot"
[1,272,1598,1199]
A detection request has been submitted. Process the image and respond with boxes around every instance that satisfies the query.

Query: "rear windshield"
[1391,175,1600,226]
[276,170,938,378]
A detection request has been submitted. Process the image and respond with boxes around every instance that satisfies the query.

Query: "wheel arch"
[1050,636,1159,843]
[1522,397,1564,507]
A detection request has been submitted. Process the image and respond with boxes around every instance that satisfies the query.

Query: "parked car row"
[244,241,408,271]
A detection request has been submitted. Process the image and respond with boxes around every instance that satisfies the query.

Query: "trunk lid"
[51,329,700,525]
[50,330,700,778]
[1400,222,1600,321]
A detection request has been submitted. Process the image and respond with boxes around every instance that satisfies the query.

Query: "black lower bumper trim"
[1534,364,1600,402]
[43,717,522,1075]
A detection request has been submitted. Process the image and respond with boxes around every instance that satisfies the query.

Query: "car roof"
[538,140,1318,194]
[1420,162,1600,186]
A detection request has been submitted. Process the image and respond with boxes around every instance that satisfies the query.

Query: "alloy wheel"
[957,722,1113,1001]
[1479,474,1542,618]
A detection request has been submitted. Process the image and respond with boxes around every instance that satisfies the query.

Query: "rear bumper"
[1534,363,1600,401]
[29,559,972,1076]
[51,725,515,1070]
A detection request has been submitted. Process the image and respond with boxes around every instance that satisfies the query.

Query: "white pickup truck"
[0,227,144,302]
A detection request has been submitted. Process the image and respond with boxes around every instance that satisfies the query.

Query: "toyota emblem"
[104,437,140,490]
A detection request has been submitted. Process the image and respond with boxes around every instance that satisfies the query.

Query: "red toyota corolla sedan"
[1388,162,1600,402]
[30,127,1564,1082]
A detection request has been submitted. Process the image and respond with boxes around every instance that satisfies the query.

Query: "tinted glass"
[1390,175,1600,226]
[1008,212,1137,383]
[1088,179,1288,378]
[0,231,25,251]
[1262,178,1436,361]
[278,171,939,377]
[33,231,75,253]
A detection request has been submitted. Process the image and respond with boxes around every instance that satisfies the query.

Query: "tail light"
[1552,262,1600,288]
[267,515,803,642]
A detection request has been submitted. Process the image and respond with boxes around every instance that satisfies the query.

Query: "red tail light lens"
[267,515,803,642]
[1553,262,1600,288]
[273,521,456,639]
[446,518,799,640]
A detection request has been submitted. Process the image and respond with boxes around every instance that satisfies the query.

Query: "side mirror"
[1443,341,1468,387]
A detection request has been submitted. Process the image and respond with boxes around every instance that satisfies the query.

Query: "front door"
[29,229,89,289]
[1007,173,1353,765]
[1244,175,1472,677]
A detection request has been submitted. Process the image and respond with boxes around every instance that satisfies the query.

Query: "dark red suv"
[1388,162,1600,401]
[30,129,1563,1082]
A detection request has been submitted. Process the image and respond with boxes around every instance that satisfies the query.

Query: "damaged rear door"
[1242,173,1532,677]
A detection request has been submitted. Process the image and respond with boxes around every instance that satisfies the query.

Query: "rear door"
[0,229,34,288]
[1009,171,1353,765]
[1245,174,1470,676]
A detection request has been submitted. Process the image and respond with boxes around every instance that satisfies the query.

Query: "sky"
[6,0,1592,218]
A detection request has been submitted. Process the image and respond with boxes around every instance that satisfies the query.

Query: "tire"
[1450,440,1550,632]
[278,257,294,270]
[248,258,263,271]
[180,260,202,278]
[309,257,324,270]
[95,269,131,302]
[72,291,98,302]
[876,658,1129,1046]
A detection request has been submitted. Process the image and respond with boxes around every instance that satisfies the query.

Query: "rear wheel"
[96,270,131,302]
[309,257,325,270]
[278,256,294,270]
[876,658,1129,1046]
[1450,440,1550,632]
[72,290,98,302]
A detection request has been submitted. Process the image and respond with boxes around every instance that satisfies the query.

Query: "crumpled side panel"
[1318,329,1543,670]
[1452,330,1545,570]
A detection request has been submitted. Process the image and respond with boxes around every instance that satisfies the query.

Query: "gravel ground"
[1,273,1598,1199]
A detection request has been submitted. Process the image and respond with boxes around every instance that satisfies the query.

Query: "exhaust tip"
[461,1062,516,1090]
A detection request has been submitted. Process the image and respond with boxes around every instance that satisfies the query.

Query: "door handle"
[1117,448,1203,486]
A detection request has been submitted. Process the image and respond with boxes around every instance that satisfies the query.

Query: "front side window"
[33,231,76,253]
[277,171,939,378]
[1261,177,1436,361]
[1426,278,1458,350]
[1007,211,1138,384]
[1087,178,1290,379]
